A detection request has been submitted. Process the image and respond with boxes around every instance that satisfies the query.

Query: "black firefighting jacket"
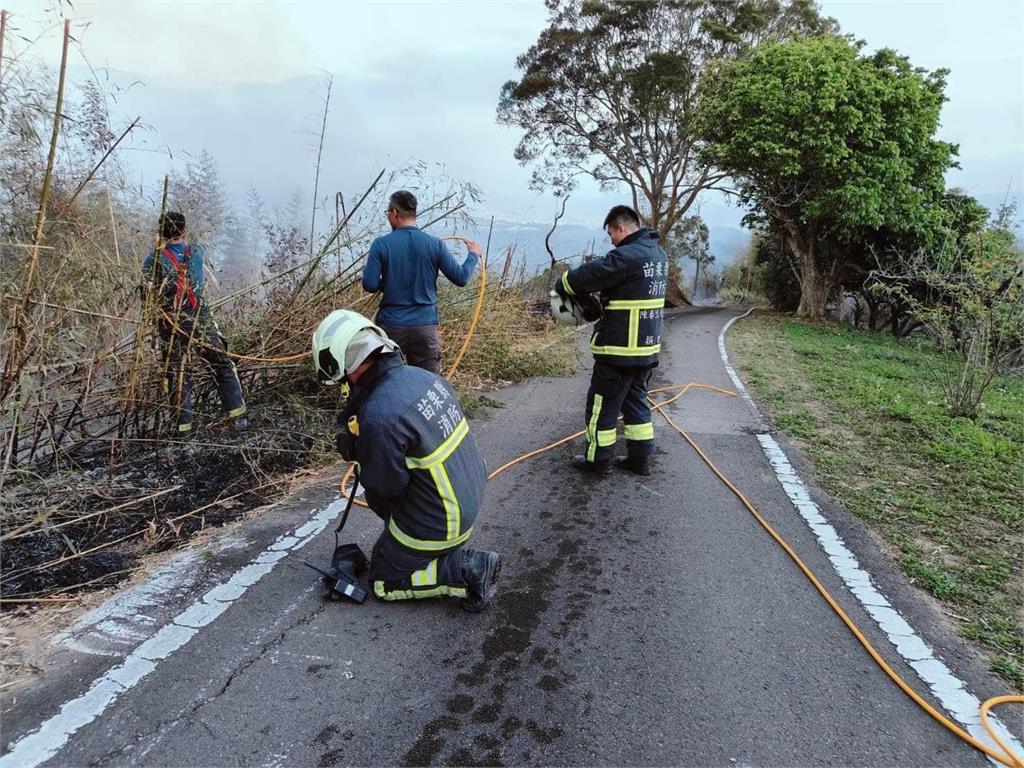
[560,227,668,367]
[344,355,488,552]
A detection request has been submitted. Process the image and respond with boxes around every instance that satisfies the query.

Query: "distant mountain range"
[454,219,752,276]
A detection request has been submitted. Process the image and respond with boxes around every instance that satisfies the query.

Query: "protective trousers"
[379,323,442,374]
[583,360,656,465]
[369,523,467,602]
[159,311,245,433]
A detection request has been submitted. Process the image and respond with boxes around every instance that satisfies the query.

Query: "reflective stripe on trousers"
[370,530,467,602]
[583,360,656,464]
[373,554,468,601]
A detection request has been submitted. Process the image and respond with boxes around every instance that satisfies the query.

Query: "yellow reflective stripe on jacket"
[595,298,664,356]
[605,299,665,310]
[405,418,469,469]
[628,308,640,351]
[401,419,470,546]
[389,517,474,552]
[596,428,617,447]
[431,463,461,540]
[590,342,662,356]
[624,422,654,441]
[561,270,575,296]
[374,580,467,601]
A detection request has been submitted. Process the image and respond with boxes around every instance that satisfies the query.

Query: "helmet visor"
[317,347,341,384]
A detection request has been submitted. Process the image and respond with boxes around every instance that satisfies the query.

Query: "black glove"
[578,293,604,322]
[335,429,356,461]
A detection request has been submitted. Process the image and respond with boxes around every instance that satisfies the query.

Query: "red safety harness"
[161,245,198,311]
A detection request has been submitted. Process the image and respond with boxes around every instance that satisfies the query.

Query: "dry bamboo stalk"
[0,243,58,250]
[0,10,6,84]
[52,118,141,221]
[81,435,314,453]
[0,485,183,542]
[421,202,466,231]
[20,18,71,331]
[208,226,368,310]
[501,244,516,287]
[9,567,138,601]
[0,19,71,478]
[335,192,345,277]
[284,167,385,308]
[16,299,139,324]
[309,76,332,257]
[116,174,169,460]
[0,597,79,604]
[4,475,297,581]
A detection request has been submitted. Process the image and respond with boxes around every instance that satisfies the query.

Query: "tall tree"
[666,214,714,295]
[846,188,990,334]
[696,35,956,318]
[497,0,833,237]
[168,149,228,258]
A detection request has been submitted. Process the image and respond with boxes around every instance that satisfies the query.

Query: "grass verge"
[728,311,1023,689]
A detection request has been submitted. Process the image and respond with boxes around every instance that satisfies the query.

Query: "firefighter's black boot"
[461,549,501,613]
[615,455,651,476]
[571,454,612,475]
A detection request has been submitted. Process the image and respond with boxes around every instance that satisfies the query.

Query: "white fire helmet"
[311,309,400,384]
[549,290,587,327]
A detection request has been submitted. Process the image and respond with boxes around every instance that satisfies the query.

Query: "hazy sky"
[5,0,1023,230]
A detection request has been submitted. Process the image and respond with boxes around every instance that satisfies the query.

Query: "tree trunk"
[780,219,828,319]
[789,227,829,319]
[861,289,879,331]
[797,264,829,318]
[889,298,903,337]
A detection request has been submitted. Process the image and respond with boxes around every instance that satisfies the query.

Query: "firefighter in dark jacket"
[312,309,501,611]
[143,211,246,434]
[555,205,667,475]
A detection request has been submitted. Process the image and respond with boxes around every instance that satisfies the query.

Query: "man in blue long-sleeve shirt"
[362,190,481,373]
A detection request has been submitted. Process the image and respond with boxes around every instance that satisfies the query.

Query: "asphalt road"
[3,307,1018,767]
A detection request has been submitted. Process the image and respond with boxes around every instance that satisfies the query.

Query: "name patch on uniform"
[415,380,463,439]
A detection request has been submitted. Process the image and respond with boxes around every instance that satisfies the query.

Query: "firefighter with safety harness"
[312,309,501,611]
[554,205,667,475]
[143,211,246,434]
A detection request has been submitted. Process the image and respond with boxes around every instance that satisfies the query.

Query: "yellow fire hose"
[336,286,1023,767]
[439,235,487,379]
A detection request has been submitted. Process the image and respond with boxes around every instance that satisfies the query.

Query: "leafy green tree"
[874,204,1022,418]
[852,188,991,334]
[498,0,833,237]
[697,35,956,318]
[666,215,714,295]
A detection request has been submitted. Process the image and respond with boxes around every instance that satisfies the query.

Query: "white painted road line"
[53,551,203,657]
[718,311,1023,764]
[1,498,347,768]
[716,307,757,412]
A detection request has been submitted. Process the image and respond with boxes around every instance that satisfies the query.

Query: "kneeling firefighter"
[312,310,501,611]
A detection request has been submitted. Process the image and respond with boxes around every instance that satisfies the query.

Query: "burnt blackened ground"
[1,405,334,602]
